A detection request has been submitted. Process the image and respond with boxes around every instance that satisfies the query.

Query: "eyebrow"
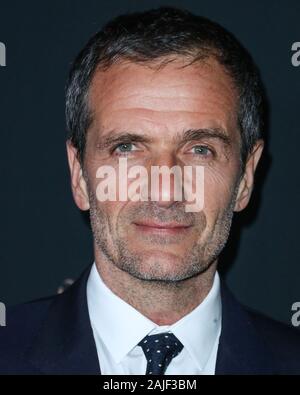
[178,128,232,147]
[96,132,154,151]
[96,127,232,151]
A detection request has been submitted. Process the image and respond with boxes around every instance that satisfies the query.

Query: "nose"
[148,152,184,208]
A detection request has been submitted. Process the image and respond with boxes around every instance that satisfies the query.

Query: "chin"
[132,252,191,281]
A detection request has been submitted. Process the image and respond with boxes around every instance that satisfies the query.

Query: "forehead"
[88,57,239,140]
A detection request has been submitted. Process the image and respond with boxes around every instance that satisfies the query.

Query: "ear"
[234,139,264,212]
[66,140,90,211]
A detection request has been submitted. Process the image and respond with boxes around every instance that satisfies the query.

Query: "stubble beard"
[87,182,239,285]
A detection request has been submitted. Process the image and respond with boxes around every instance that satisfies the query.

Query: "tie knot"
[138,333,184,375]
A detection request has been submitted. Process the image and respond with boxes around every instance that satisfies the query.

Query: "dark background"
[0,0,299,326]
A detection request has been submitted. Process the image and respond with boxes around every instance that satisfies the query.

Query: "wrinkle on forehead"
[87,57,239,142]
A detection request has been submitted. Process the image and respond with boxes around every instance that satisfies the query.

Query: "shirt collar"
[87,262,221,370]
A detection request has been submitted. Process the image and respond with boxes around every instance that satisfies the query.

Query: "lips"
[133,220,192,234]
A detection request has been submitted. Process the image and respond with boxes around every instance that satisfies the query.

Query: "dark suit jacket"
[1,265,300,375]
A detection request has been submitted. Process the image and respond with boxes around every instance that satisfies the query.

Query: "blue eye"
[115,143,134,153]
[192,145,211,155]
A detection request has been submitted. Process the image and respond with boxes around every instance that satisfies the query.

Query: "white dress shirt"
[87,263,222,375]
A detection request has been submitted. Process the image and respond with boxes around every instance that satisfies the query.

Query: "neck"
[94,248,217,326]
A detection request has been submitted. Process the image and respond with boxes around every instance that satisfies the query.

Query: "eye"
[190,145,213,156]
[114,142,137,154]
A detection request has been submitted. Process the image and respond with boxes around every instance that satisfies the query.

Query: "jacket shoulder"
[246,307,300,373]
[0,295,57,374]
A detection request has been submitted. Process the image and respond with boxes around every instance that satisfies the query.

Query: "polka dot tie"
[138,332,184,375]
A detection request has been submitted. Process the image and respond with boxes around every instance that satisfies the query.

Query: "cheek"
[203,167,237,213]
[96,200,124,222]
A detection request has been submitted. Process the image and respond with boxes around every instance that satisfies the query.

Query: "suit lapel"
[26,265,100,374]
[215,282,279,375]
[26,265,280,375]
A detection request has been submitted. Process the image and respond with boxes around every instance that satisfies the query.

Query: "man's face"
[67,57,263,282]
